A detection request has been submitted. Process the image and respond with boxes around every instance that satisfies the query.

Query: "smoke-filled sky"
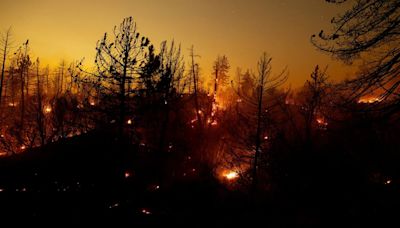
[0,0,356,87]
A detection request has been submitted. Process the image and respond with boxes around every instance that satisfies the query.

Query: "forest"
[0,0,399,226]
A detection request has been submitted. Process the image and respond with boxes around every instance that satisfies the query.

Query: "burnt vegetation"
[0,1,400,225]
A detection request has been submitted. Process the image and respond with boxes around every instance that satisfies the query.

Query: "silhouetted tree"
[189,46,202,129]
[156,41,185,153]
[15,40,30,134]
[55,60,66,97]
[312,0,400,107]
[79,17,152,140]
[0,27,12,110]
[298,65,329,149]
[34,58,45,146]
[213,55,230,96]
[226,53,287,190]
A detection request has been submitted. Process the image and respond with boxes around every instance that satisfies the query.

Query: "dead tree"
[312,0,400,109]
[0,27,12,110]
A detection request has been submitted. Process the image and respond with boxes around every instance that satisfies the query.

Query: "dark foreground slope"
[0,130,399,227]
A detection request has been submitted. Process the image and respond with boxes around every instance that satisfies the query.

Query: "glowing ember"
[141,209,151,215]
[316,118,328,126]
[385,179,392,185]
[44,106,52,113]
[8,102,17,107]
[224,171,239,180]
[0,188,3,192]
[20,145,26,150]
[109,203,120,209]
[264,136,269,140]
[124,171,132,178]
[127,119,132,125]
[90,101,95,106]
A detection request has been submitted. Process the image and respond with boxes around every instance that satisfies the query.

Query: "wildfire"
[358,96,382,104]
[224,171,239,180]
[20,145,26,150]
[8,102,17,107]
[316,118,328,126]
[44,106,52,113]
[127,119,132,125]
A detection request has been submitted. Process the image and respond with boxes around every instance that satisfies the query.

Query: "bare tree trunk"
[0,28,11,111]
[190,46,202,128]
[252,73,264,191]
[35,59,45,147]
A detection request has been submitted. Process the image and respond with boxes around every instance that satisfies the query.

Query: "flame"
[127,119,132,125]
[44,106,52,113]
[358,96,382,104]
[224,171,239,180]
[316,118,328,126]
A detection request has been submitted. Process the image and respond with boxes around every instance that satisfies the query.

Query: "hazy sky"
[0,0,356,87]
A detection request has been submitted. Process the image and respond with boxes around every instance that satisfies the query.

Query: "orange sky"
[0,0,356,88]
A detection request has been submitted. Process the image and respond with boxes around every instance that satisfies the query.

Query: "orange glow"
[223,171,239,180]
[127,119,132,125]
[20,145,26,150]
[0,0,355,87]
[316,118,328,126]
[124,171,132,178]
[44,106,52,113]
[358,96,382,104]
